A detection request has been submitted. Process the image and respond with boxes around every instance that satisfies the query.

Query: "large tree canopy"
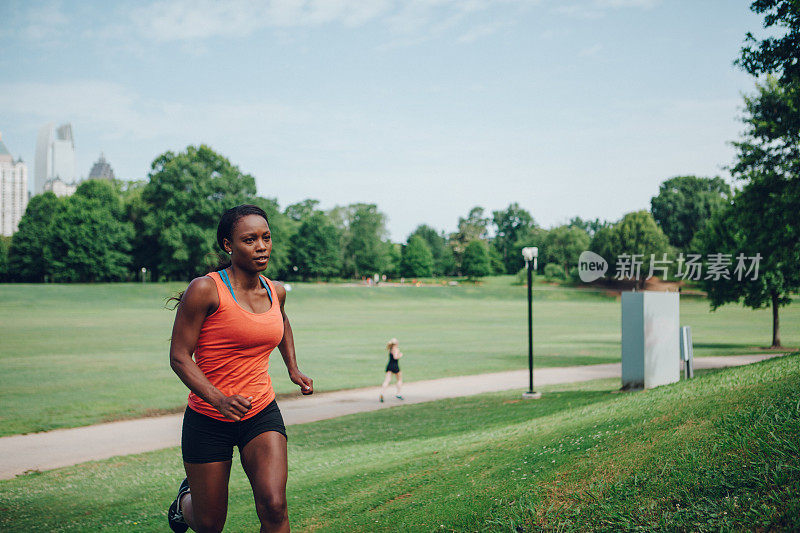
[401,235,434,278]
[697,1,800,347]
[408,224,450,276]
[288,211,342,280]
[589,211,672,287]
[139,145,258,280]
[462,239,491,280]
[738,0,800,82]
[698,79,800,348]
[543,225,591,278]
[650,175,731,249]
[7,192,61,282]
[49,181,134,282]
[336,203,389,278]
[492,203,535,274]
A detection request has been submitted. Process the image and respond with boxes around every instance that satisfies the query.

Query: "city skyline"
[1,1,767,240]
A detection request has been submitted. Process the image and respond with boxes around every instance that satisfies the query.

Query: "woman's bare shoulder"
[181,275,219,308]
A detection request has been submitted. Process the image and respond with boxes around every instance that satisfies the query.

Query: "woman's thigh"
[240,431,288,496]
[184,460,233,527]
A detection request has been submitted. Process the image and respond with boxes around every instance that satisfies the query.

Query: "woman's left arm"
[275,283,314,395]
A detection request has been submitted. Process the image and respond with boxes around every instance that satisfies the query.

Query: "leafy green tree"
[738,0,800,84]
[708,2,800,348]
[288,211,342,280]
[543,262,566,281]
[488,245,505,275]
[284,199,321,222]
[588,224,616,271]
[492,203,535,274]
[408,224,448,276]
[612,211,672,288]
[449,206,489,271]
[48,180,134,282]
[543,225,591,278]
[0,235,11,278]
[138,145,257,280]
[695,83,800,348]
[568,216,606,238]
[462,239,491,280]
[589,211,671,288]
[335,203,389,278]
[438,246,457,276]
[401,235,434,277]
[650,175,731,249]
[384,241,402,279]
[7,192,61,282]
[692,183,797,348]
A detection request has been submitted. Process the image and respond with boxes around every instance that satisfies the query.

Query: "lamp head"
[522,247,538,261]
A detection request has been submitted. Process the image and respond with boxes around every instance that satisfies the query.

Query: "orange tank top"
[187,271,284,421]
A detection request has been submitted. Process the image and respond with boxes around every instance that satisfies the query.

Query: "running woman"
[379,338,403,402]
[167,204,313,533]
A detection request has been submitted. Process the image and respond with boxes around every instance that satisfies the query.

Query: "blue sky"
[0,0,765,241]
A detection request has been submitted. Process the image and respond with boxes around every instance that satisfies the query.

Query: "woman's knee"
[194,514,226,533]
[255,491,288,523]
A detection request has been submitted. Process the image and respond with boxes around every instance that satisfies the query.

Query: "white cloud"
[457,21,509,43]
[578,43,603,57]
[128,0,535,44]
[553,0,659,19]
[595,0,658,8]
[0,80,307,144]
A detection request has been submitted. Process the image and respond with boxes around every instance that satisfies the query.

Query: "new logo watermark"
[578,251,608,282]
[577,252,762,282]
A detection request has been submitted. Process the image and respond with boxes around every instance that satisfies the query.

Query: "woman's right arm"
[169,277,252,421]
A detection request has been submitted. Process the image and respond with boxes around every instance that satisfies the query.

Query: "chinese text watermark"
[578,251,762,283]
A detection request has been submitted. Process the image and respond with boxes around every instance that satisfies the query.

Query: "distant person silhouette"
[379,338,404,402]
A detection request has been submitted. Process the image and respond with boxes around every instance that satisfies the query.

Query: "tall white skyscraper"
[35,122,75,194]
[0,133,29,237]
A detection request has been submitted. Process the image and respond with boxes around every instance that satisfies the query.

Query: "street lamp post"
[522,247,541,400]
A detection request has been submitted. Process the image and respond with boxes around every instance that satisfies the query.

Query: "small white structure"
[621,291,680,389]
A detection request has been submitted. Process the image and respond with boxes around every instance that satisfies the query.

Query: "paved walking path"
[0,354,782,480]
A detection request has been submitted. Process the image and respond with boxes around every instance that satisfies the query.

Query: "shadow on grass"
[534,355,618,368]
[290,386,620,451]
[693,342,761,350]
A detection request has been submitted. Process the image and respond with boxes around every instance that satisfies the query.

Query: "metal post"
[527,261,533,392]
[522,249,541,400]
[680,326,694,379]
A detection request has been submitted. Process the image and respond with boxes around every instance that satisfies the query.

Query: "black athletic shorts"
[181,399,287,464]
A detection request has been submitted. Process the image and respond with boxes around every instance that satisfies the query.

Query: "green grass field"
[1,353,797,532]
[0,277,798,436]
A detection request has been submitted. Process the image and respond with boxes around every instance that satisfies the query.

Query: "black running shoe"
[167,477,190,533]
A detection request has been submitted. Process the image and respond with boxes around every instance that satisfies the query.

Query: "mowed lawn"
[0,277,797,436]
[1,354,797,532]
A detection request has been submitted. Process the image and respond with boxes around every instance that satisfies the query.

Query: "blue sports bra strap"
[218,269,238,303]
[260,276,273,304]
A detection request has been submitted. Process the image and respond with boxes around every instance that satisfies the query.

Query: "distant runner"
[379,338,404,402]
[167,204,313,533]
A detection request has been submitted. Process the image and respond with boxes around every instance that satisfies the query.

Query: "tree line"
[0,142,731,286]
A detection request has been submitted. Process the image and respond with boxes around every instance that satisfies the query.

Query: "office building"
[0,133,29,236]
[88,153,115,181]
[35,122,76,194]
